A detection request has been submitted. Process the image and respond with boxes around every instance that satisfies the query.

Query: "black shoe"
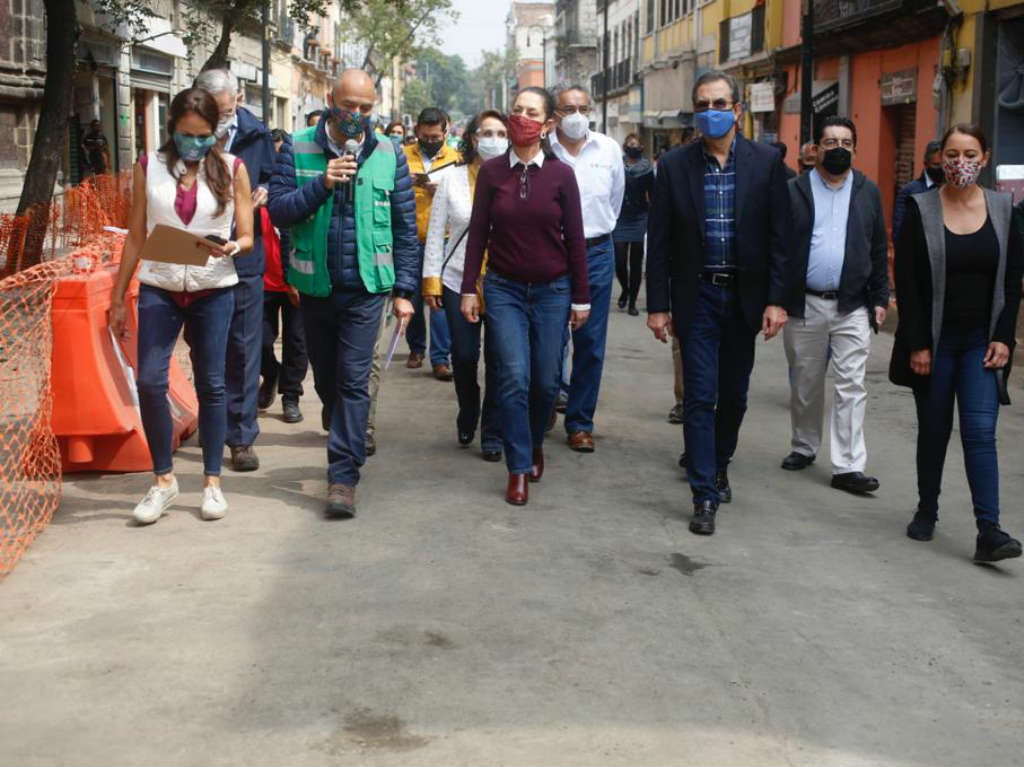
[482,449,502,463]
[617,293,628,309]
[974,526,1023,563]
[714,468,731,504]
[906,509,937,542]
[689,500,717,535]
[781,451,815,471]
[627,305,639,316]
[282,400,303,424]
[321,406,331,432]
[258,377,276,410]
[831,471,879,494]
[668,404,684,425]
[365,433,376,457]
[555,390,568,414]
[458,428,474,447]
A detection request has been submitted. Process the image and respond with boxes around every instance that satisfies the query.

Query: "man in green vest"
[268,68,419,519]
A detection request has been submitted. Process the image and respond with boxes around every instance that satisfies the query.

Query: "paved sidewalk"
[2,307,1023,766]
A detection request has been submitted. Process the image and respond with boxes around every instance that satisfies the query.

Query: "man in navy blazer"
[646,70,791,536]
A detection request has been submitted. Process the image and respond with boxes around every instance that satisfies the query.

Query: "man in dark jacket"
[781,116,889,495]
[892,140,943,240]
[646,70,791,536]
[268,68,418,518]
[195,69,277,473]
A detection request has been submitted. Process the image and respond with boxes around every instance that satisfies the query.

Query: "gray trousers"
[783,295,871,474]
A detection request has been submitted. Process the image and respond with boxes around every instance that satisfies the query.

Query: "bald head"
[330,69,376,109]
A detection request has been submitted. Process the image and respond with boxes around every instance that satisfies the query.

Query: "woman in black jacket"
[613,134,654,315]
[891,124,1023,563]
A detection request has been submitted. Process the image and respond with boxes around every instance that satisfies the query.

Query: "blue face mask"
[174,133,217,162]
[695,109,735,140]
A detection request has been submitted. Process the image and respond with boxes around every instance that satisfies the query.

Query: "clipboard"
[139,224,220,267]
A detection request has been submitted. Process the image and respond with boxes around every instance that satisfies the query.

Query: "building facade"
[507,1,556,92]
[545,0,599,90]
[590,0,642,145]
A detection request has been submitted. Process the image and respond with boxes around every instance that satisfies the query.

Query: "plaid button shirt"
[702,140,737,269]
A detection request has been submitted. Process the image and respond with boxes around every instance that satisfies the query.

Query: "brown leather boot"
[506,473,529,506]
[529,447,544,483]
[326,483,356,519]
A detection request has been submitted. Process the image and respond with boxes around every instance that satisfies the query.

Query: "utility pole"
[799,0,814,146]
[261,0,271,125]
[601,0,609,134]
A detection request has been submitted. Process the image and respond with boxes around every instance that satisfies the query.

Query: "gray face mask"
[477,136,509,161]
[560,112,589,141]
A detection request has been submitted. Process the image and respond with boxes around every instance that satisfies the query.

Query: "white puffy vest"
[137,152,239,292]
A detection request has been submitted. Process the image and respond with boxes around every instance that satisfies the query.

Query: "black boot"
[714,468,732,504]
[974,525,1023,563]
[689,499,717,535]
[906,509,937,542]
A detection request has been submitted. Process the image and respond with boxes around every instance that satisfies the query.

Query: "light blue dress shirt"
[806,168,854,292]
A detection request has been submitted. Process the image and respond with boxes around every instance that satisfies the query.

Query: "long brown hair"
[158,88,233,216]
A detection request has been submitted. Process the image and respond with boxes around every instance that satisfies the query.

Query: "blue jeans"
[443,286,502,452]
[137,285,234,476]
[484,271,571,474]
[301,287,386,486]
[681,281,757,504]
[225,273,264,448]
[565,239,614,434]
[913,327,1001,528]
[406,244,451,366]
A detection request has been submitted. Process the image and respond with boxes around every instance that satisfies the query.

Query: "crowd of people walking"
[108,63,1022,565]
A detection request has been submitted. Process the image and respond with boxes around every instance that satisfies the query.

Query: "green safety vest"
[288,126,397,296]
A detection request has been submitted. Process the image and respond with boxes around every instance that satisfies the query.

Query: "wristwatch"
[393,288,414,300]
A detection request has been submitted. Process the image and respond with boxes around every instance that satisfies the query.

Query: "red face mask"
[508,114,544,147]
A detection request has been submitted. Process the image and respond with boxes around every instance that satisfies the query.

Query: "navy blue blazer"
[231,106,276,278]
[646,134,791,333]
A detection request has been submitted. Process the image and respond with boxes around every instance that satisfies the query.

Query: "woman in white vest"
[422,110,508,461]
[109,88,254,525]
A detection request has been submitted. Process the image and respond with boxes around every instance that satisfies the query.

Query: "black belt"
[699,270,737,287]
[585,233,611,249]
[806,288,840,300]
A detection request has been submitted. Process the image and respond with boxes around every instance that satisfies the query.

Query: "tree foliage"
[471,47,519,113]
[414,47,475,119]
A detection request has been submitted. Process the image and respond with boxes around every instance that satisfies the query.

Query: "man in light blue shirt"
[781,116,890,496]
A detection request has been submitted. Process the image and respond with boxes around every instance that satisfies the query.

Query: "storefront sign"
[749,82,775,113]
[881,69,917,105]
[812,83,839,115]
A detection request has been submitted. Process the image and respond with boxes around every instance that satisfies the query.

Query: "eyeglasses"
[557,105,592,116]
[820,138,855,149]
[693,99,734,112]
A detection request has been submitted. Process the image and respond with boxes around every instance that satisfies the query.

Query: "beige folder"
[139,224,221,267]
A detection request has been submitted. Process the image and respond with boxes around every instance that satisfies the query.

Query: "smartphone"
[205,235,227,245]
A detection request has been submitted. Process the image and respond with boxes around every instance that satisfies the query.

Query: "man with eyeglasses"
[548,85,625,453]
[646,71,791,536]
[780,115,888,496]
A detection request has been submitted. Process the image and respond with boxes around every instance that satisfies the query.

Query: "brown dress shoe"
[529,447,544,483]
[567,431,595,453]
[506,473,529,506]
[406,352,424,369]
[326,483,356,519]
[433,363,454,381]
[230,445,260,471]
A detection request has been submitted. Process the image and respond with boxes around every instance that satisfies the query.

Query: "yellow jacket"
[403,141,462,242]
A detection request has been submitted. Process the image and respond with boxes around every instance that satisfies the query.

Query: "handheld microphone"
[344,139,359,206]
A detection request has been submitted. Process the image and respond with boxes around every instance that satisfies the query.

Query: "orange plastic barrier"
[50,261,198,473]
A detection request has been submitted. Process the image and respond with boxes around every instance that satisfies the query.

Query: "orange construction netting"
[0,171,132,575]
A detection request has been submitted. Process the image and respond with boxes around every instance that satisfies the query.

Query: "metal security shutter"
[894,104,916,198]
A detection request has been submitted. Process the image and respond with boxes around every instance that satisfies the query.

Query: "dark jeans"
[564,239,614,435]
[913,327,1001,528]
[680,281,757,504]
[484,271,571,474]
[225,273,263,448]
[301,287,386,486]
[614,240,644,306]
[442,286,502,452]
[406,244,451,365]
[262,290,308,404]
[137,285,234,476]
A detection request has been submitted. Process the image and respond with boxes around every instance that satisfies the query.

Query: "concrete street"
[2,307,1023,766]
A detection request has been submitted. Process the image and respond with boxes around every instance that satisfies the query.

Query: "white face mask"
[215,113,237,139]
[477,136,509,161]
[560,111,589,141]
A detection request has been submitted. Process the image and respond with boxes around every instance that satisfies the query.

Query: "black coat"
[786,170,889,319]
[646,134,791,333]
[230,106,276,277]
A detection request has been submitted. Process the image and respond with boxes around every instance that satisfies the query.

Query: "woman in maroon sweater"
[461,86,590,506]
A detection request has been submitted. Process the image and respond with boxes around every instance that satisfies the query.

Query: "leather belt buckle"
[702,271,735,288]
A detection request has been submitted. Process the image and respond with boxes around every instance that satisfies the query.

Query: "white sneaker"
[200,485,228,521]
[133,478,179,525]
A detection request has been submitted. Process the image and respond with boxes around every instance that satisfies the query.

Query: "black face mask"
[926,165,945,185]
[625,146,643,159]
[418,138,443,158]
[822,147,852,176]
